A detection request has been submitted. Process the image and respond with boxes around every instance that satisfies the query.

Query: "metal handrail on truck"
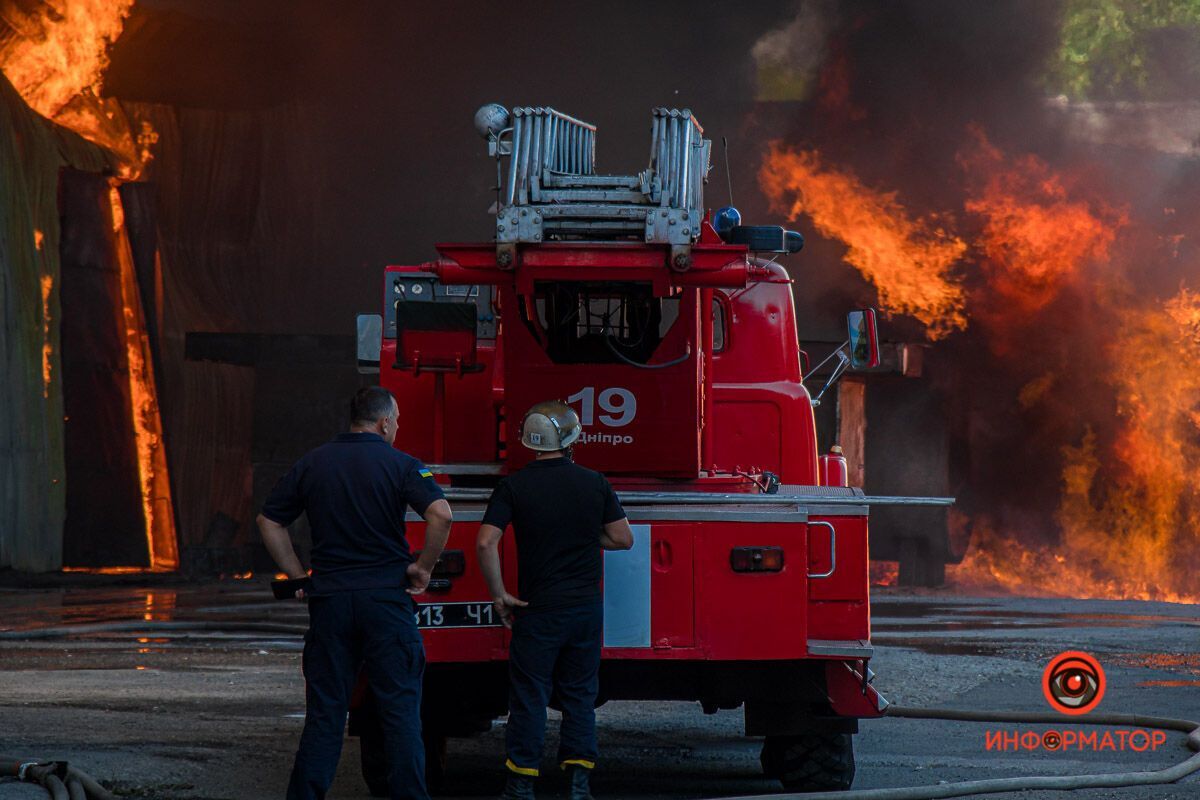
[439,487,955,507]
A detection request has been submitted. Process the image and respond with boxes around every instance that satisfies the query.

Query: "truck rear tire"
[760,732,855,792]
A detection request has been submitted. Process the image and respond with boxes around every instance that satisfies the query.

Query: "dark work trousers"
[505,601,603,775]
[286,587,428,800]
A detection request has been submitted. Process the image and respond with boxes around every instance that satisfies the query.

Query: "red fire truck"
[352,105,951,794]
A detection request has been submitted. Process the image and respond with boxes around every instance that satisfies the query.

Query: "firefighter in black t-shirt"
[477,401,634,800]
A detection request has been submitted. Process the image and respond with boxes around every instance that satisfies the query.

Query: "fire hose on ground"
[0,620,308,640]
[0,620,306,798]
[0,757,115,800]
[721,706,1200,800]
[4,626,1197,797]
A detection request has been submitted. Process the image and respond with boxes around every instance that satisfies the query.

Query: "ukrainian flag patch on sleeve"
[419,469,434,478]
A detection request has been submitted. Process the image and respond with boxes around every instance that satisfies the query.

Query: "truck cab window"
[713,297,727,353]
[523,282,681,365]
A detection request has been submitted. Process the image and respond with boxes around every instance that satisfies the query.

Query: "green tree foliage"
[1049,0,1200,99]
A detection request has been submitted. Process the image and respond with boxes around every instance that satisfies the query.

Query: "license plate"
[414,601,500,629]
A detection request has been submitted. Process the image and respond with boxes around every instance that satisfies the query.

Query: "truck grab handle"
[807,521,836,579]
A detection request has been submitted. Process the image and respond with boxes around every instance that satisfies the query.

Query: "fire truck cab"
[352,105,948,794]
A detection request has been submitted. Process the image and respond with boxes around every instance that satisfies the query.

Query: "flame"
[40,273,53,397]
[108,184,124,230]
[0,0,132,117]
[110,184,177,571]
[869,560,898,587]
[946,134,1192,603]
[1057,289,1200,602]
[949,289,1200,604]
[760,143,968,338]
[62,566,154,574]
[135,119,158,163]
[958,126,1127,314]
[0,0,156,177]
[766,124,1196,602]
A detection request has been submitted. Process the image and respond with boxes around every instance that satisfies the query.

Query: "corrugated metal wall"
[0,75,117,571]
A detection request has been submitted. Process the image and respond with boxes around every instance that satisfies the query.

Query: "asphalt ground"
[0,580,1196,799]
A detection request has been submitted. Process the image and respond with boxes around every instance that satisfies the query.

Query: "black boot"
[499,772,536,800]
[565,765,595,800]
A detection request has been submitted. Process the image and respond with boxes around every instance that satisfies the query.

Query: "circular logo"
[1042,651,1105,715]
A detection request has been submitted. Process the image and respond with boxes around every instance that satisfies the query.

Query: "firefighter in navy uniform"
[257,386,453,800]
[476,401,635,800]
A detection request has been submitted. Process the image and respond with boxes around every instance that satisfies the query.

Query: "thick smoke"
[757,0,1200,600]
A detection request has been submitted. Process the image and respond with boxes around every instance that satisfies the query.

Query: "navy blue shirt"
[481,457,625,610]
[261,432,444,595]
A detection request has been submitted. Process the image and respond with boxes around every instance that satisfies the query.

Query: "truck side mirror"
[357,313,382,374]
[847,309,879,369]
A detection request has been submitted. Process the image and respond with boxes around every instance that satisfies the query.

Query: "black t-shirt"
[261,432,444,595]
[481,456,626,611]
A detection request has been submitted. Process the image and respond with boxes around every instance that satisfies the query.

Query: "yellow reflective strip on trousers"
[560,759,595,770]
[506,759,539,777]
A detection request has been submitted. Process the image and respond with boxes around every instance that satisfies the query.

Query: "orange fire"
[40,273,53,397]
[958,126,1127,314]
[1051,290,1200,602]
[765,125,1198,603]
[0,0,155,177]
[62,566,154,574]
[37,229,52,398]
[0,0,132,118]
[946,135,1195,603]
[110,184,177,571]
[869,560,898,587]
[761,143,968,339]
[951,295,1200,608]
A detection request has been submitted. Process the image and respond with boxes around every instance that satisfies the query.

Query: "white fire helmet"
[519,400,582,452]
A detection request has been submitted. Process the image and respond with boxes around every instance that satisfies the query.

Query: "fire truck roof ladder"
[491,106,711,263]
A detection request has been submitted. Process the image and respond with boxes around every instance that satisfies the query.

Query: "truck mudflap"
[825,659,888,718]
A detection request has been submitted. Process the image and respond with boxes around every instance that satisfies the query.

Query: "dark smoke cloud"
[758,0,1200,568]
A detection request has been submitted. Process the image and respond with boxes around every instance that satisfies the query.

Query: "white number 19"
[567,386,637,428]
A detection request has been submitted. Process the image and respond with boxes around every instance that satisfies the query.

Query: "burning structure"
[1,0,1197,605]
[0,0,359,573]
[0,0,174,571]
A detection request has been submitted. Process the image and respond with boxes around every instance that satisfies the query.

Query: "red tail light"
[730,546,784,573]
